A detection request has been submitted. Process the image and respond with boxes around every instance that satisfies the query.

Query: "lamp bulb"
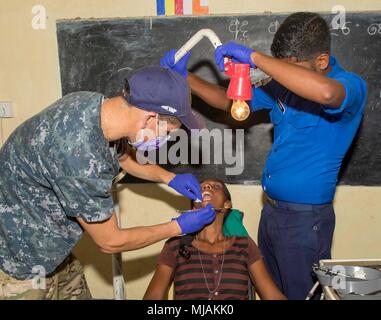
[230,100,250,121]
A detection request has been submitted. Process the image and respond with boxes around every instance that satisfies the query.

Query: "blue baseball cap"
[124,66,202,130]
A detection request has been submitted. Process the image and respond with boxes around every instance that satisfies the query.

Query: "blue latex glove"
[168,173,202,201]
[215,41,256,72]
[174,204,216,234]
[160,49,192,78]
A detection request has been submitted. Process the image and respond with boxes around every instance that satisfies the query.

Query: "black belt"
[266,195,331,212]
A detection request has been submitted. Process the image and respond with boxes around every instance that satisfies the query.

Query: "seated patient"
[144,178,286,300]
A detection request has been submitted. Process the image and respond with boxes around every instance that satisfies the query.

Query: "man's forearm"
[251,52,345,107]
[188,73,232,111]
[102,220,181,253]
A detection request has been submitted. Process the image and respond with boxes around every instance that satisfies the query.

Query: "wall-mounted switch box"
[0,102,15,118]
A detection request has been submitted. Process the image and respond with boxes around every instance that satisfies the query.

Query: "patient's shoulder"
[233,236,254,247]
[233,237,261,256]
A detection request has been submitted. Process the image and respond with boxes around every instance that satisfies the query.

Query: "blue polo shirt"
[251,56,366,204]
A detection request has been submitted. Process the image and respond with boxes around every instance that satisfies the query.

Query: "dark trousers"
[258,200,335,300]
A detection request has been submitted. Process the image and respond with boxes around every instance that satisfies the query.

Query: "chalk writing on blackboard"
[268,20,280,34]
[228,18,249,43]
[367,23,381,35]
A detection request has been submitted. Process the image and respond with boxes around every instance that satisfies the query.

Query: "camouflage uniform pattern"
[0,92,119,280]
[0,254,92,300]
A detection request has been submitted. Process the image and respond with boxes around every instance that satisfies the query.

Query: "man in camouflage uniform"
[0,66,216,299]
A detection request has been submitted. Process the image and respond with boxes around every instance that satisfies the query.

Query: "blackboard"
[57,12,381,185]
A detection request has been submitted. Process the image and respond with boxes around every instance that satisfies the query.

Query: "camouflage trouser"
[0,254,92,300]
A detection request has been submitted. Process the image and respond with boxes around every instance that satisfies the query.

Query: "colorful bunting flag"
[157,0,209,16]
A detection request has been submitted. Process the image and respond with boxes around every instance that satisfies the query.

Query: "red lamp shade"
[225,61,253,101]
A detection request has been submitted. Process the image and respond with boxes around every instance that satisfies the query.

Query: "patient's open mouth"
[202,190,213,201]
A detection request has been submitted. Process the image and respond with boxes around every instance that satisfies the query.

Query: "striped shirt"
[157,236,262,300]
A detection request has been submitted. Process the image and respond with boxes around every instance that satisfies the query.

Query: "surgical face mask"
[129,114,170,151]
[130,135,170,151]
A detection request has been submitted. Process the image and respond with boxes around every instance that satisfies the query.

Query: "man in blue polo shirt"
[160,12,367,299]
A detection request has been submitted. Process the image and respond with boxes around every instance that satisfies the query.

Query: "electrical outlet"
[0,102,14,118]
